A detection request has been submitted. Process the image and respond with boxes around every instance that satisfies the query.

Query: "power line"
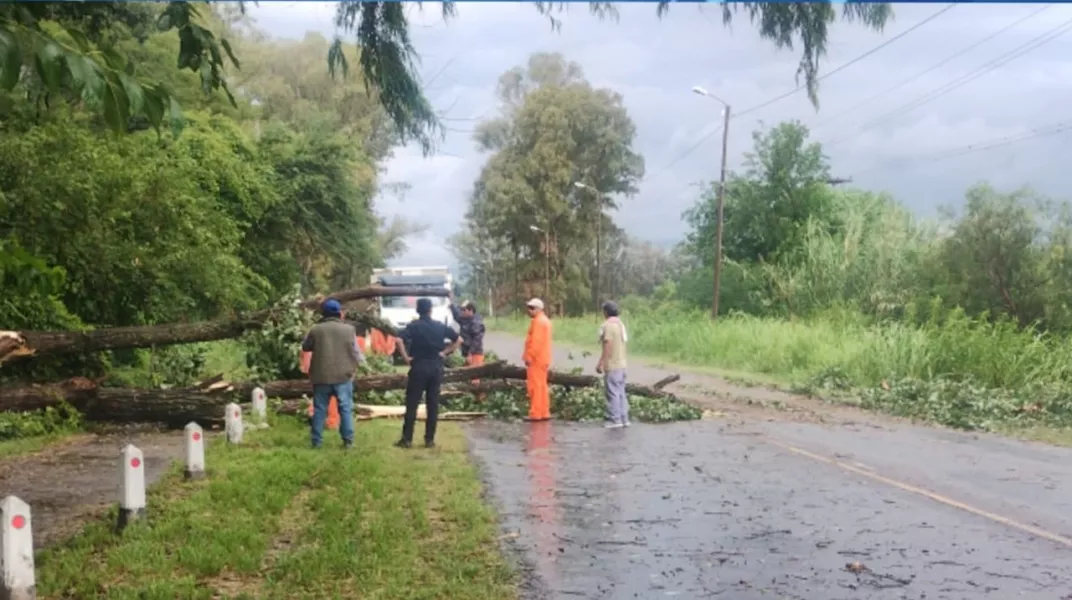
[825,15,1072,147]
[812,4,1052,130]
[850,120,1072,176]
[651,4,955,176]
[734,4,957,121]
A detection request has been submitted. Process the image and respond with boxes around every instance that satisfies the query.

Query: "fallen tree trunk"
[0,285,444,364]
[273,401,487,421]
[249,361,507,399]
[0,361,681,425]
[0,362,505,416]
[490,365,680,398]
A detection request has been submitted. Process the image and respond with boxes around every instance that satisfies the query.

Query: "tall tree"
[934,184,1052,328]
[684,120,833,267]
[458,53,644,314]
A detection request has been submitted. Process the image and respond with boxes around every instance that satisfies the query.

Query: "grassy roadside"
[492,310,1072,444]
[491,316,791,387]
[35,417,516,600]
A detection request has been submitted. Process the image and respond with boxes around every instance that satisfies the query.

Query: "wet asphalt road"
[472,332,1072,599]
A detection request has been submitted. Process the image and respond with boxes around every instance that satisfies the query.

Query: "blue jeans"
[311,380,355,448]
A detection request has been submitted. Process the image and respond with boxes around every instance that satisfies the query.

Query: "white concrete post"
[251,387,269,429]
[225,403,244,444]
[0,495,35,600]
[184,422,205,481]
[117,444,146,531]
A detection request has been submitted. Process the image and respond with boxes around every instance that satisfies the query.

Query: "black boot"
[394,439,412,449]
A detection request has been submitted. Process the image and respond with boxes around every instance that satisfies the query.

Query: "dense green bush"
[0,402,83,441]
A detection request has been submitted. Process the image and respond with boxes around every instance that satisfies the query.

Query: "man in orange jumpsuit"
[522,298,552,422]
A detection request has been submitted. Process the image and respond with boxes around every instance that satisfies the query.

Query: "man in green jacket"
[300,298,365,448]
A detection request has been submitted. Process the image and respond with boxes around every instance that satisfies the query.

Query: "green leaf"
[221,81,236,108]
[327,37,348,79]
[117,72,144,116]
[168,94,184,138]
[63,27,92,53]
[101,80,122,133]
[0,28,20,90]
[142,86,165,131]
[34,39,63,93]
[66,55,102,101]
[97,44,126,72]
[220,38,239,69]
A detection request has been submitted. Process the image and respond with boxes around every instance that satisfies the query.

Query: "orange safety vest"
[370,329,396,355]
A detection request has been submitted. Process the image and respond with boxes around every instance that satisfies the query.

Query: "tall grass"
[494,300,1072,390]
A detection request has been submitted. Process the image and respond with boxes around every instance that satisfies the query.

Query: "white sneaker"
[604,422,624,429]
[623,421,632,427]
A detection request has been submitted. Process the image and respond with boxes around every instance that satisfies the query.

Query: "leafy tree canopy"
[3,1,892,150]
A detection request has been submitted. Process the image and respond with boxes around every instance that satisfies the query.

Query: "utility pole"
[596,208,601,311]
[712,104,731,320]
[573,181,604,312]
[544,227,551,305]
[532,223,551,304]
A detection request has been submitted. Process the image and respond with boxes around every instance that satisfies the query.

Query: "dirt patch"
[0,424,188,548]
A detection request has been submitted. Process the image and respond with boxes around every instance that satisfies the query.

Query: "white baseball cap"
[526,298,544,310]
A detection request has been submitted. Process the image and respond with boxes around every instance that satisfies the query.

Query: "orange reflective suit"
[523,311,552,420]
[370,329,397,356]
[466,352,485,380]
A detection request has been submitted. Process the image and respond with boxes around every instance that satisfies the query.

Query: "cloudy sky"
[250,2,1072,266]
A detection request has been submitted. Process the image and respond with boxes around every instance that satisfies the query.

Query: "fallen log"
[652,374,681,390]
[250,361,506,399]
[274,400,487,421]
[491,365,679,399]
[0,362,681,425]
[0,362,504,416]
[0,285,444,364]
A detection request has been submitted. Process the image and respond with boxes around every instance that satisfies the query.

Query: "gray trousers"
[605,369,629,424]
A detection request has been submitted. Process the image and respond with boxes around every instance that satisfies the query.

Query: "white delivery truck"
[370,266,458,333]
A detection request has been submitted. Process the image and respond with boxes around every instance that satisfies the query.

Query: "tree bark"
[0,361,681,425]
[0,285,445,363]
[249,361,507,398]
[440,375,679,399]
[0,362,506,416]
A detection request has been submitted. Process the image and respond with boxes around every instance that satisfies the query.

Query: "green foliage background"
[0,7,392,386]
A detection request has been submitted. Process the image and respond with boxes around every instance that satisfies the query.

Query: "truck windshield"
[382,295,447,309]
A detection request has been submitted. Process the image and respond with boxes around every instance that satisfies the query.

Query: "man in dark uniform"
[395,297,461,449]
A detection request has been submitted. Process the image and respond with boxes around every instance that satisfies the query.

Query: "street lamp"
[692,84,732,321]
[573,181,605,311]
[530,224,551,302]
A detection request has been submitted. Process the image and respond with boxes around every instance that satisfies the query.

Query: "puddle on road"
[467,420,1072,600]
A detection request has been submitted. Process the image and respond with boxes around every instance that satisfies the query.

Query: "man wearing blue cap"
[394,297,461,448]
[300,298,365,449]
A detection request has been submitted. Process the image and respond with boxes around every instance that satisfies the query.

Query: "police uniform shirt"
[399,316,459,360]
